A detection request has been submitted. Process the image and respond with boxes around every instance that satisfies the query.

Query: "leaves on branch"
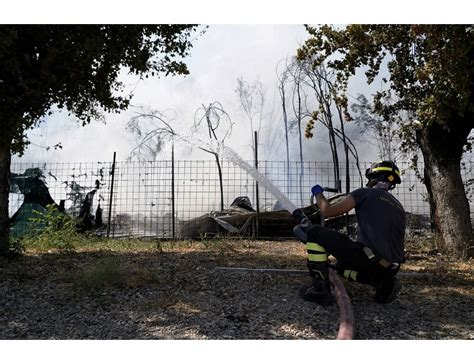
[0,25,202,152]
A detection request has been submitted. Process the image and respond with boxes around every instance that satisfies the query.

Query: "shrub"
[22,205,83,252]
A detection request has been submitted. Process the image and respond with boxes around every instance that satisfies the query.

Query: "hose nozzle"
[292,209,309,224]
[292,209,312,243]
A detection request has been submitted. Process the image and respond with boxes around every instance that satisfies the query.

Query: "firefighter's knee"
[306,225,328,247]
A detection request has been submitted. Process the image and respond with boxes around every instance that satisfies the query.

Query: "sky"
[6,0,471,166]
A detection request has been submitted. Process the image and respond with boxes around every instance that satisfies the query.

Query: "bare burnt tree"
[275,57,363,204]
[299,60,363,189]
[127,103,233,212]
[276,59,292,194]
[287,59,307,205]
[301,62,341,188]
[235,77,266,153]
[126,107,178,161]
[194,102,234,211]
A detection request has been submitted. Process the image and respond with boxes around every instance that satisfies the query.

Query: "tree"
[276,56,363,205]
[127,107,178,161]
[127,102,233,211]
[299,59,363,190]
[0,25,199,255]
[288,58,306,205]
[351,93,402,161]
[298,24,474,259]
[235,77,266,153]
[302,61,342,188]
[276,60,292,193]
[193,102,234,211]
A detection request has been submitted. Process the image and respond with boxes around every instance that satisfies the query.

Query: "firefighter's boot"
[299,242,334,306]
[374,275,402,303]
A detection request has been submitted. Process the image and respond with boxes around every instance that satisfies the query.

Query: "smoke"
[13,25,380,169]
[10,26,302,162]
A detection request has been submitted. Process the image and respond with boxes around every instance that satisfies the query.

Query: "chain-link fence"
[9,158,474,239]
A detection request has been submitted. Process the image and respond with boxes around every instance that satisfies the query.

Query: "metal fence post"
[106,152,116,238]
[171,142,176,240]
[254,131,260,239]
[345,144,350,234]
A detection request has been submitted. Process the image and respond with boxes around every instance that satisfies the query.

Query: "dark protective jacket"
[350,187,406,263]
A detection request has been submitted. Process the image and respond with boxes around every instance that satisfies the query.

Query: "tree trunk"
[417,123,473,259]
[215,154,224,211]
[0,141,12,256]
[281,87,290,195]
[296,91,304,207]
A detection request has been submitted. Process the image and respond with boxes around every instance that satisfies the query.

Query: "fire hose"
[328,268,354,339]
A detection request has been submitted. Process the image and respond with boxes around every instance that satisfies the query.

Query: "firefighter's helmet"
[365,160,401,187]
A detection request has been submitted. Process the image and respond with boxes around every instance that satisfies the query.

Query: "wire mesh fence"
[9,158,474,239]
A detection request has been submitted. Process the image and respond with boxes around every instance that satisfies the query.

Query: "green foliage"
[7,238,25,257]
[0,25,201,153]
[298,25,474,155]
[22,204,83,252]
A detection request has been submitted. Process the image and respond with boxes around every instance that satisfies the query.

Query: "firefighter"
[292,161,406,306]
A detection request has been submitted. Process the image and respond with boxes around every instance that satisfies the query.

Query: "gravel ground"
[0,240,472,339]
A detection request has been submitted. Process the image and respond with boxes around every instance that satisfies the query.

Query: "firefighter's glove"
[292,209,312,243]
[311,184,324,196]
[292,208,309,224]
[293,218,311,243]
